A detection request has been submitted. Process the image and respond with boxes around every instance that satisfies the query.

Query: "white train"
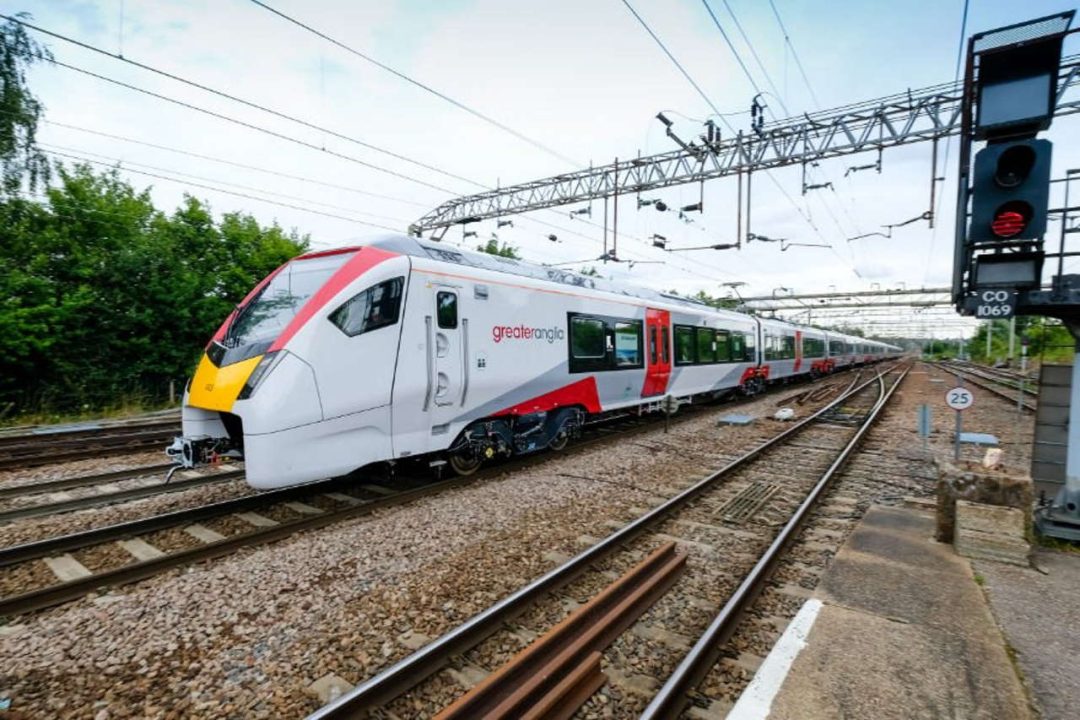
[168,236,902,488]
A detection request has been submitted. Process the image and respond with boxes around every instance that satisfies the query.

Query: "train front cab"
[172,246,414,488]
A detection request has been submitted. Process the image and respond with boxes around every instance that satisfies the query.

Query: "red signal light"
[991,210,1026,237]
[989,201,1033,239]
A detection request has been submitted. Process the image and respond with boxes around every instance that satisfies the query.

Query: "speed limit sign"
[945,387,974,411]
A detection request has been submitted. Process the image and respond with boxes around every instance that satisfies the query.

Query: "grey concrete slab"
[769,604,1031,720]
[117,538,165,561]
[183,523,226,543]
[43,554,92,582]
[976,549,1080,720]
[764,506,1031,720]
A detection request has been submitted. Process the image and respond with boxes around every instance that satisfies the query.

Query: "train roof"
[363,234,751,316]
[350,235,902,350]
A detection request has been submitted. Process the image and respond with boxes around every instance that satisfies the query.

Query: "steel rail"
[0,426,180,471]
[0,420,179,447]
[929,362,1036,411]
[0,475,474,617]
[640,364,908,719]
[0,475,349,567]
[0,469,246,523]
[945,361,1038,395]
[305,363,902,720]
[0,463,177,500]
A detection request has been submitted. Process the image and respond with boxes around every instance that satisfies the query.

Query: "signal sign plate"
[974,289,1016,318]
[945,387,974,411]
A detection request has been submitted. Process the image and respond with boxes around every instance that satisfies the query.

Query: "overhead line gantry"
[409,57,1080,235]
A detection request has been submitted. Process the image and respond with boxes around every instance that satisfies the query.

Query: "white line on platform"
[727,597,823,720]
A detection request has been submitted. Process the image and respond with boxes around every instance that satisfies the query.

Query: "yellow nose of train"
[187,353,263,412]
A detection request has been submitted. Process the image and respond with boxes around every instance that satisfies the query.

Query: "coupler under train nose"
[164,435,240,482]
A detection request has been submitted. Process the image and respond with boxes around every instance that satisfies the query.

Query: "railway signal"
[952,11,1073,304]
[969,139,1052,244]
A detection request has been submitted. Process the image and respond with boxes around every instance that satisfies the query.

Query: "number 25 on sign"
[945,387,974,411]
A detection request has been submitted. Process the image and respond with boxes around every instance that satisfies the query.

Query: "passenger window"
[731,332,744,362]
[571,317,606,358]
[674,326,695,365]
[715,330,731,362]
[614,322,642,367]
[328,277,404,337]
[661,327,670,364]
[649,327,658,365]
[436,291,457,329]
[696,327,716,364]
[744,332,756,361]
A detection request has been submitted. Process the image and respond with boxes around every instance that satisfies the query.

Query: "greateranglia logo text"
[492,324,566,344]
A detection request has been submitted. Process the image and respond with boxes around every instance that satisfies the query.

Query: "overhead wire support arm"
[409,58,1080,234]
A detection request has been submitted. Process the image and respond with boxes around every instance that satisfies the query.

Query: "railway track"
[0,368,866,619]
[930,360,1036,411]
[0,462,176,500]
[0,420,180,471]
[305,362,907,719]
[0,464,244,523]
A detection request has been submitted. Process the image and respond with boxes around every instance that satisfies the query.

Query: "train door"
[641,308,672,397]
[426,285,466,424]
[794,330,803,373]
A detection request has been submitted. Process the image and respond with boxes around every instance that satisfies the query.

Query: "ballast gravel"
[0,381,853,719]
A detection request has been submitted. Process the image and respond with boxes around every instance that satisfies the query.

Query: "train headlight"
[238,351,286,400]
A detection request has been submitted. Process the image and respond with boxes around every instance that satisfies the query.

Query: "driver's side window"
[329,277,404,337]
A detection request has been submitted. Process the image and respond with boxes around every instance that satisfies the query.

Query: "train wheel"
[448,450,483,476]
[549,430,570,451]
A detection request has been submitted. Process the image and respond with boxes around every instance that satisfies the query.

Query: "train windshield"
[225,251,356,353]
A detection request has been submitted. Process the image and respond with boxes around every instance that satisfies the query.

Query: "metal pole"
[1066,345,1080,485]
[602,196,608,262]
[1008,316,1016,361]
[954,374,964,462]
[985,320,992,361]
[612,157,619,261]
[746,171,753,242]
[1018,343,1026,415]
[929,136,939,229]
[951,36,976,307]
[736,169,743,249]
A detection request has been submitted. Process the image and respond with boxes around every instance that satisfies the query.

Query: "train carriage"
[169,235,901,488]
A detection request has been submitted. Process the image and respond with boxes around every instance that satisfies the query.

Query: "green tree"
[477,237,521,259]
[0,14,51,193]
[0,163,308,415]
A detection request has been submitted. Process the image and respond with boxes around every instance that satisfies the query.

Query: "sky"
[4,0,1080,339]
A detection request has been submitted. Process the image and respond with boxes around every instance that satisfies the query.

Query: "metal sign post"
[917,404,932,453]
[1018,339,1029,415]
[945,377,975,461]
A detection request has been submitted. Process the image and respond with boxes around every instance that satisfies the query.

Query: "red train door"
[794,330,803,373]
[642,308,672,397]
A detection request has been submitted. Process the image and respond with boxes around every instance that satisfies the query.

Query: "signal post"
[952,11,1080,538]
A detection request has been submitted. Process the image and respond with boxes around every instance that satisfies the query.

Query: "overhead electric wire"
[246,0,581,169]
[46,148,405,232]
[715,0,789,115]
[28,17,740,286]
[245,1,750,284]
[702,0,865,244]
[0,13,480,189]
[50,60,458,195]
[43,121,427,207]
[699,0,762,97]
[923,0,971,285]
[621,0,858,278]
[40,142,408,224]
[767,0,821,108]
